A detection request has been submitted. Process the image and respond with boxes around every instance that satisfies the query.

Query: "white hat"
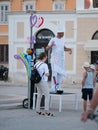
[82,62,90,68]
[57,26,64,33]
[90,64,95,70]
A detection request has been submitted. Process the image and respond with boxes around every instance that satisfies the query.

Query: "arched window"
[91,31,98,64]
[92,31,98,40]
[36,29,55,43]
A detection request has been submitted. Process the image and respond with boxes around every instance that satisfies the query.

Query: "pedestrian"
[81,62,96,113]
[81,88,98,122]
[46,27,72,92]
[35,52,53,116]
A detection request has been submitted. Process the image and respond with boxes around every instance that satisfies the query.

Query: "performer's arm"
[46,41,56,51]
[64,46,72,54]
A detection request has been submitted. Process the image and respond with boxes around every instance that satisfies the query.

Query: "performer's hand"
[46,41,56,51]
[51,41,56,47]
[69,49,72,54]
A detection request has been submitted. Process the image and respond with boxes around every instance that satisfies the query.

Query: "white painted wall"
[8,12,77,83]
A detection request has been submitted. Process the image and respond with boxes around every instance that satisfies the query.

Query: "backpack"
[31,62,44,84]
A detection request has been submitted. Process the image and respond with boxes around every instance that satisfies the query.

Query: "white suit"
[48,37,67,91]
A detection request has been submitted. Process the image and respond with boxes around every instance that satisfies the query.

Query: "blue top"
[83,71,94,89]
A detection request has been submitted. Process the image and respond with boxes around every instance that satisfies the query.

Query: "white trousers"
[51,71,62,91]
[36,81,49,111]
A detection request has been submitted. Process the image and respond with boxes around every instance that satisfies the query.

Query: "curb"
[0,82,27,87]
[0,103,23,110]
[0,81,81,88]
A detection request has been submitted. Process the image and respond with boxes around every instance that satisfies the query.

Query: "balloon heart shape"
[30,15,37,27]
[38,17,44,27]
[35,16,44,28]
[30,14,44,28]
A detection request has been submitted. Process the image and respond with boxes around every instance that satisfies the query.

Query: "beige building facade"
[1,0,98,83]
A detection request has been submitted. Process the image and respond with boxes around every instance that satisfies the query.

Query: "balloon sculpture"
[26,35,36,45]
[14,52,31,78]
[30,14,44,28]
[14,14,44,78]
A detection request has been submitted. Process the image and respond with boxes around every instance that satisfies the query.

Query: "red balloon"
[37,17,44,28]
[35,16,44,28]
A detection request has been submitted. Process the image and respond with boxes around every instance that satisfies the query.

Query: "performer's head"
[57,27,64,38]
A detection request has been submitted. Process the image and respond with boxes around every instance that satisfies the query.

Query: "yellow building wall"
[0,25,8,44]
[36,0,52,11]
[66,0,76,10]
[0,25,8,33]
[11,0,22,11]
[0,36,8,44]
[36,0,76,11]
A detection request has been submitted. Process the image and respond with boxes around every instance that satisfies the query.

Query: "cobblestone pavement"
[0,81,98,130]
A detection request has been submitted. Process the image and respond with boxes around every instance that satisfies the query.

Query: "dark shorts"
[82,88,93,101]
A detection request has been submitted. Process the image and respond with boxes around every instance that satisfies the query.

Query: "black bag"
[31,63,44,84]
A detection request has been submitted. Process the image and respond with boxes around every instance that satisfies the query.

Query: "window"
[92,31,98,39]
[23,1,35,11]
[53,1,65,11]
[0,2,10,24]
[93,0,98,8]
[91,31,98,64]
[0,45,8,63]
[36,29,55,43]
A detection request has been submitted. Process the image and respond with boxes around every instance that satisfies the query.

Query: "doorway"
[34,29,55,81]
[91,31,98,64]
[91,51,98,64]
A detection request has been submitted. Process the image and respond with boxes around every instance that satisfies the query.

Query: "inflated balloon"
[14,52,31,78]
[26,35,36,44]
[14,55,20,60]
[24,54,31,68]
[30,15,37,27]
[31,35,36,43]
[37,17,44,28]
[14,54,29,75]
[35,16,44,28]
[20,52,31,78]
[30,14,44,28]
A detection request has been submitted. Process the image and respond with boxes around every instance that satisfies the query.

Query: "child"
[81,62,96,112]
[35,52,54,116]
